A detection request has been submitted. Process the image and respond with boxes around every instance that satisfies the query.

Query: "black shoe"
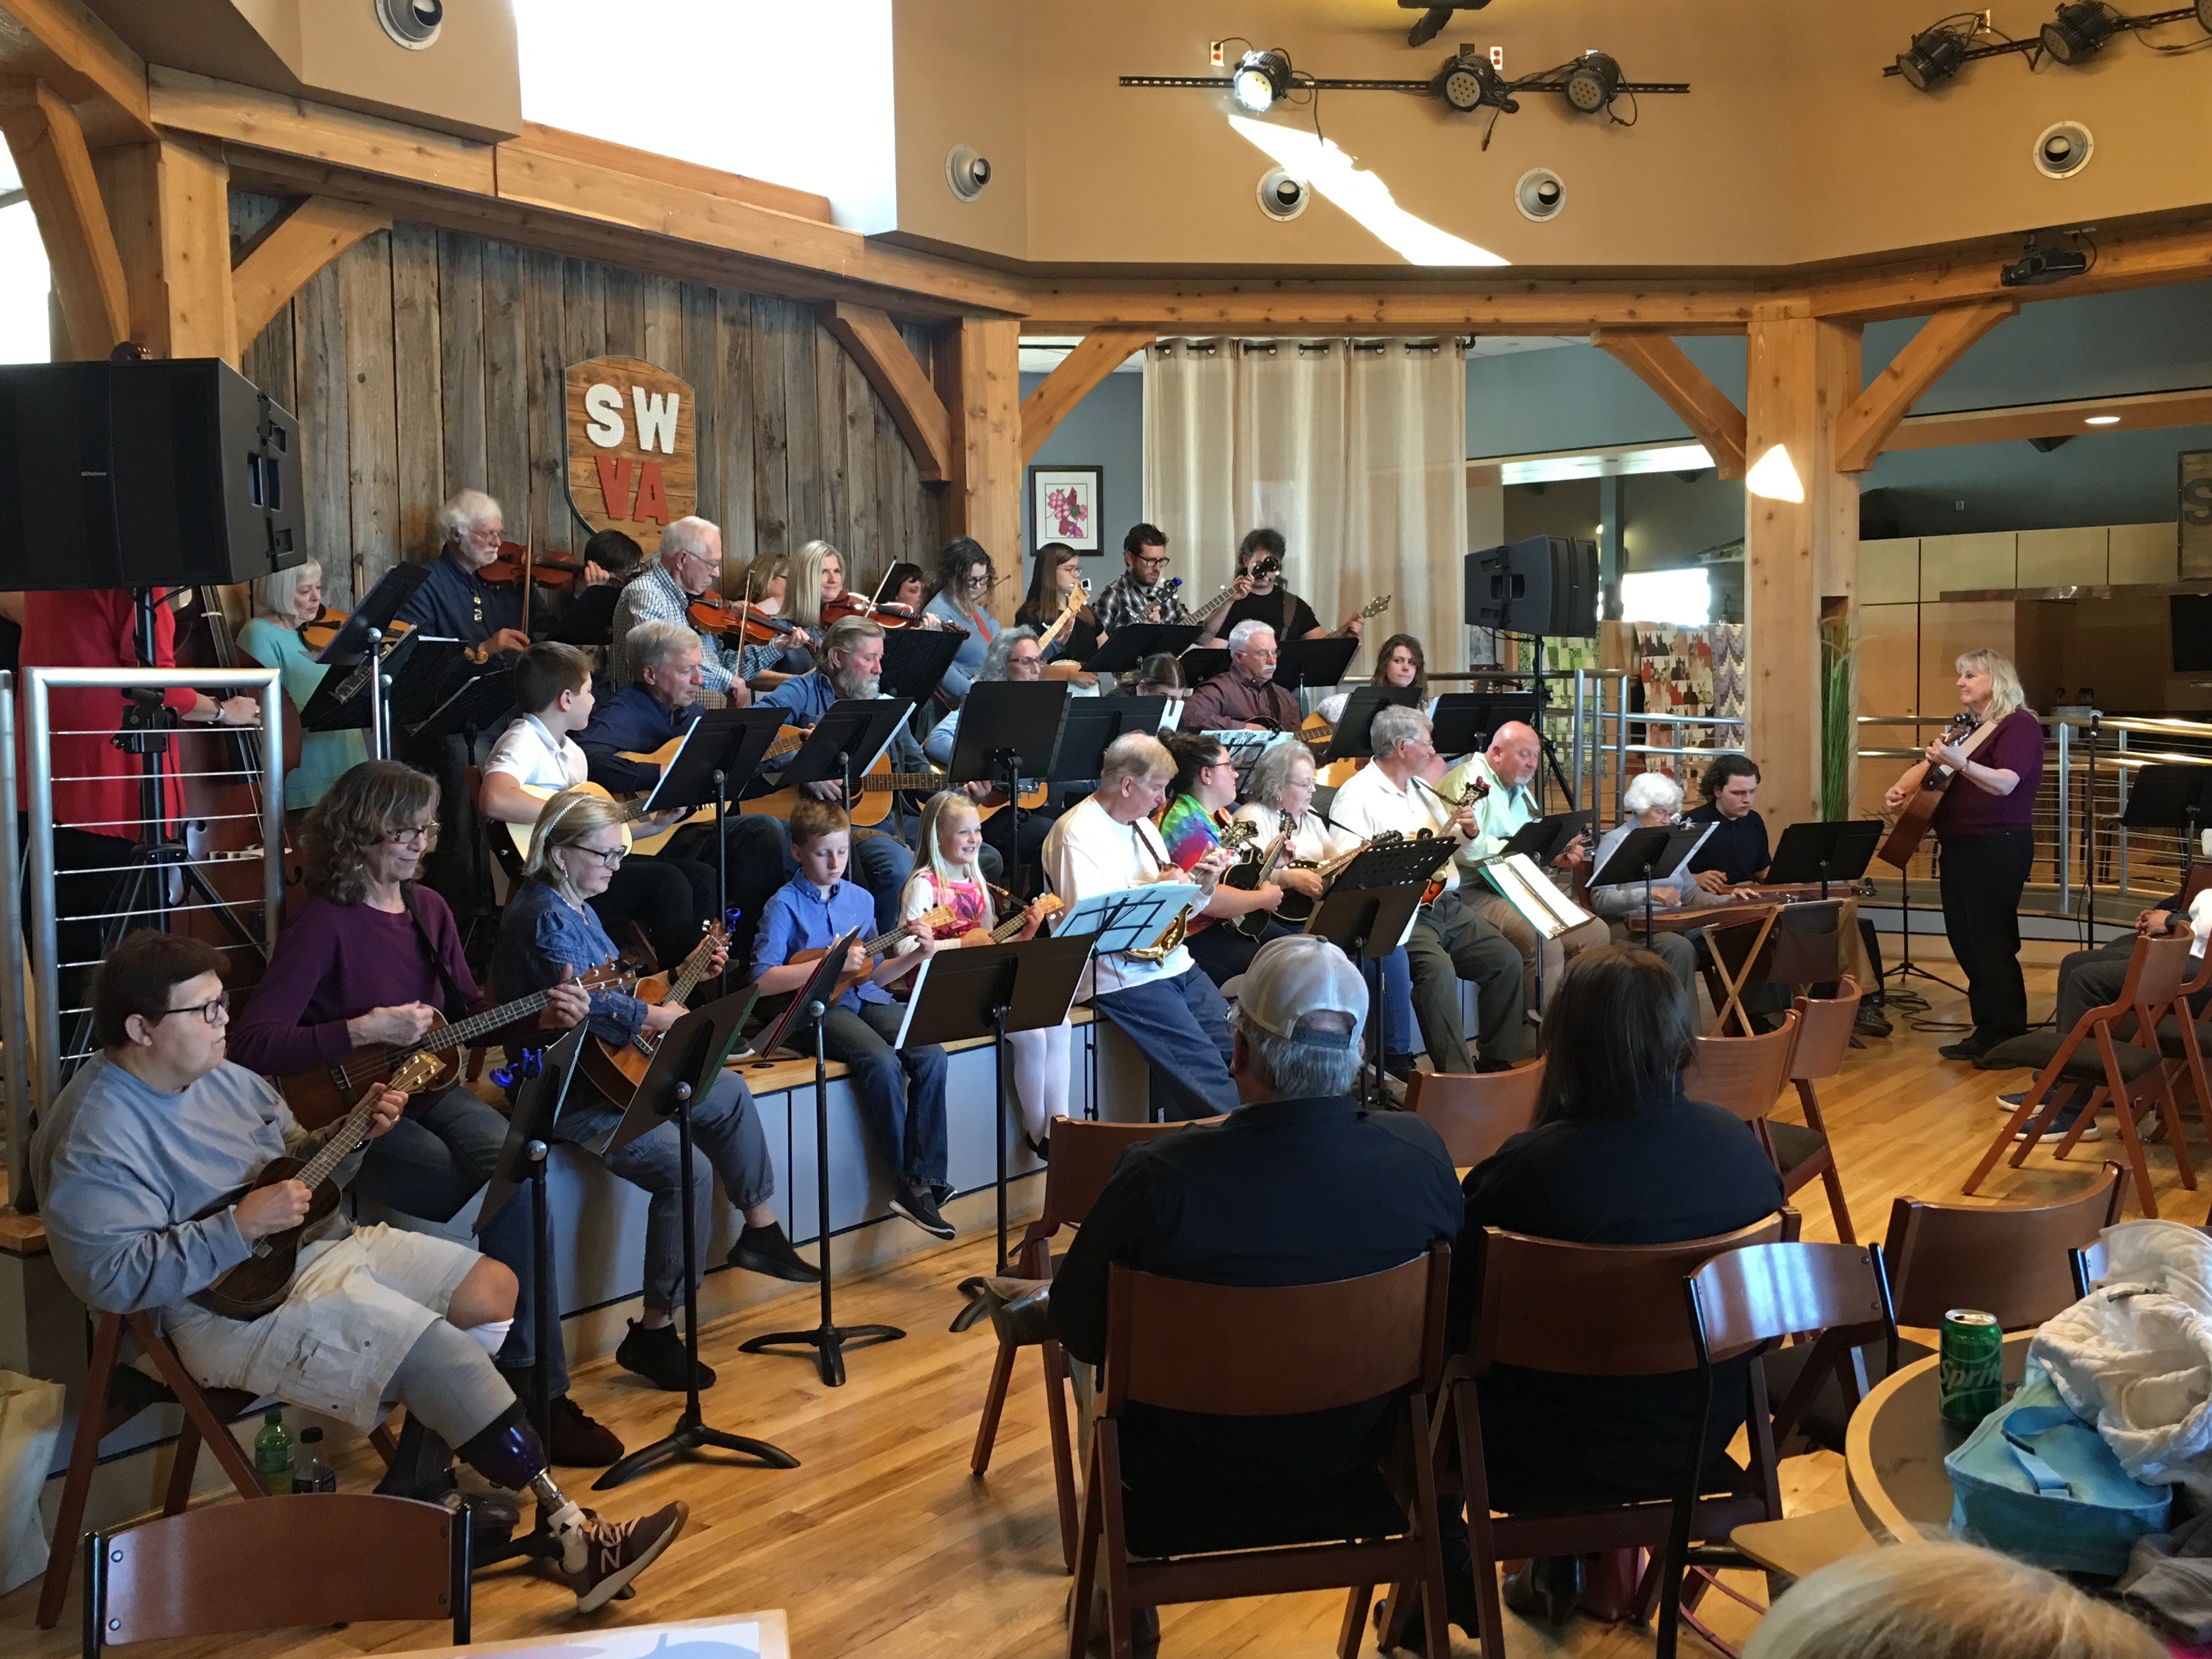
[614,1319,716,1392]
[890,1183,956,1239]
[728,1221,821,1283]
[1502,1555,1585,1627]
[1939,1036,1992,1061]
[1024,1133,1052,1163]
[546,1395,625,1468]
[1385,1052,1420,1084]
[1854,1006,1892,1038]
[372,1413,454,1502]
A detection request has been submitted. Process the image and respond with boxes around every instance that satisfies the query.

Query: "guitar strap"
[402,886,471,1020]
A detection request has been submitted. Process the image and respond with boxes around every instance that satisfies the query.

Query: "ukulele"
[275,960,634,1128]
[581,921,729,1106]
[953,893,1066,947]
[789,905,957,1000]
[1877,709,1979,870]
[194,1051,445,1319]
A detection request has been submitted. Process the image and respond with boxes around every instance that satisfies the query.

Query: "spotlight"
[1232,48,1293,112]
[2085,414,2121,424]
[1562,51,1623,113]
[2042,1,2120,63]
[1431,48,1516,112]
[1999,231,2090,287]
[1895,25,1970,88]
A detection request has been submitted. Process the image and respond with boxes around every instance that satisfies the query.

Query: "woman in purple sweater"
[228,760,618,1469]
[1882,648,2046,1061]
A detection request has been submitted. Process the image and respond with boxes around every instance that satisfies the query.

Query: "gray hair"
[1368,704,1431,759]
[252,556,321,619]
[1100,731,1171,789]
[820,616,884,663]
[1622,771,1684,817]
[1229,1007,1362,1099]
[435,489,499,545]
[659,516,718,562]
[627,618,698,678]
[1227,618,1275,655]
[978,625,1039,683]
[1245,735,1315,810]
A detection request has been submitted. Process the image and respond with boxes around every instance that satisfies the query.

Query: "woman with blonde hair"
[235,556,368,810]
[1743,1538,2163,1659]
[731,554,809,681]
[785,539,845,640]
[1882,646,2045,1063]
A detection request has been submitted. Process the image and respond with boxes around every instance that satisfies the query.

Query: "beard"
[831,664,880,701]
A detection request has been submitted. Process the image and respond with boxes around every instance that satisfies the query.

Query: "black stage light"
[1432,49,1515,112]
[1896,26,1970,87]
[2000,232,2091,287]
[1232,48,1293,112]
[1562,51,1623,112]
[2042,1,2120,63]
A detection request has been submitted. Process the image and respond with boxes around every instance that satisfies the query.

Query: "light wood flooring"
[5,961,2202,1659]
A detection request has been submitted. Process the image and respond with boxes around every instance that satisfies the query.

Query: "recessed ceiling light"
[2085,414,2120,425]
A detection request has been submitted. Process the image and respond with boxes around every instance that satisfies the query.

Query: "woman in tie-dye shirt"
[1154,731,1295,990]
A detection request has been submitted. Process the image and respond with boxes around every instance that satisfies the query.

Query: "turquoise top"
[236,616,369,810]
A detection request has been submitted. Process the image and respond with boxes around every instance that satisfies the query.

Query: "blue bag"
[1945,1357,2171,1576]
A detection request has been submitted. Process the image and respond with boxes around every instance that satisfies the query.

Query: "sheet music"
[1479,852,1594,941]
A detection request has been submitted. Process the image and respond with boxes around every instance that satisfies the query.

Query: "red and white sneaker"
[562,1500,689,1612]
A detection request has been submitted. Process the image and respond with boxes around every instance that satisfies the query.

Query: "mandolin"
[582,920,729,1106]
[1877,709,1979,870]
[275,959,634,1128]
[1274,830,1409,924]
[1227,811,1299,939]
[194,1051,444,1319]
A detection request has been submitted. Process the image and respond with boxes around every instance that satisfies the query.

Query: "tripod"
[1882,840,1965,1000]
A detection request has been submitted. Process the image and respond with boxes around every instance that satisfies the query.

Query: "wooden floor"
[5,961,2201,1659]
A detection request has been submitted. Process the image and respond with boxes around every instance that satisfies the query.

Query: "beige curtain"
[1143,338,1469,674]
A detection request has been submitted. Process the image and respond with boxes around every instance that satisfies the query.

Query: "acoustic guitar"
[1877,709,1978,870]
[501,735,728,860]
[275,959,634,1128]
[195,1051,444,1319]
[582,921,727,1107]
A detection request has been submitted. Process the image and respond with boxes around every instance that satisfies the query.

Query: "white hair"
[1101,731,1171,789]
[252,556,321,620]
[1227,618,1276,654]
[1622,771,1684,817]
[626,618,698,678]
[1229,1007,1362,1099]
[659,517,718,562]
[435,489,499,545]
[1368,704,1431,759]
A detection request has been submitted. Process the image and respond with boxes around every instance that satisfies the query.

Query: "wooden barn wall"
[231,199,944,611]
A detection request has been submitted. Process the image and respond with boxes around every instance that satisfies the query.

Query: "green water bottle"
[253,1407,294,1494]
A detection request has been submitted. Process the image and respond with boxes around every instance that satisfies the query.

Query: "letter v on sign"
[595,454,636,517]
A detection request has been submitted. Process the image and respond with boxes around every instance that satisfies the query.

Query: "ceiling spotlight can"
[2200,0,2212,33]
[1562,51,1622,114]
[2041,0,2118,63]
[2033,120,2095,178]
[374,0,442,48]
[1895,27,1968,89]
[1256,167,1310,222]
[1515,168,1566,222]
[945,144,992,202]
[1232,48,1293,113]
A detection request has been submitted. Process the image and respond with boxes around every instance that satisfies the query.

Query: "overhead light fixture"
[1562,51,1624,114]
[1123,50,1685,125]
[2085,414,2121,424]
[1515,167,1566,221]
[1895,24,1972,87]
[1431,48,1517,113]
[1232,48,1294,112]
[1745,444,1805,503]
[2033,121,2095,178]
[2000,229,2093,286]
[2042,1,2121,62]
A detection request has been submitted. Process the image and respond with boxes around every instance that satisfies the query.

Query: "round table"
[1844,1330,2035,1541]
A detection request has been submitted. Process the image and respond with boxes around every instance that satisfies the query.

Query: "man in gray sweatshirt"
[31,928,685,1613]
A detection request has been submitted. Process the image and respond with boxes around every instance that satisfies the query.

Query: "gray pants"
[1405,893,1526,1071]
[2057,934,2211,1037]
[1610,920,1701,1011]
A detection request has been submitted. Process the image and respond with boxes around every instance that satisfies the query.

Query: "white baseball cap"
[1234,935,1368,1051]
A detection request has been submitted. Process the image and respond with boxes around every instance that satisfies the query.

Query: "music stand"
[652,707,788,963]
[592,989,797,1489]
[1179,647,1231,686]
[1315,686,1414,766]
[298,629,421,760]
[1304,836,1457,1109]
[546,580,622,647]
[949,681,1070,898]
[1053,883,1202,966]
[1765,820,1882,899]
[1084,623,1201,673]
[1052,698,1170,788]
[2123,765,2212,882]
[878,627,966,707]
[890,934,1094,1271]
[1589,823,1708,945]
[1273,635,1359,695]
[309,563,431,668]
[1430,690,1541,759]
[1201,729,1278,791]
[1497,810,1594,868]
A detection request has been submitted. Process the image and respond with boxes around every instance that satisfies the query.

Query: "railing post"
[2115,727,2130,897]
[2055,718,2072,915]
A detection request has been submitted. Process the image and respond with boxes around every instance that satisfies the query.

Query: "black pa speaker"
[1464,534,1600,637]
[0,358,302,591]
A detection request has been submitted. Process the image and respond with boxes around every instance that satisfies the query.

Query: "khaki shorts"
[165,1222,480,1431]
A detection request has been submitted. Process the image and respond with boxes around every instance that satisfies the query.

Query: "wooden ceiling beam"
[1889,385,2212,451]
[1020,328,1152,462]
[232,194,390,346]
[0,78,125,358]
[1593,331,1747,480]
[818,301,952,483]
[1020,281,1755,335]
[0,0,152,141]
[1835,300,2017,472]
[1805,215,2212,322]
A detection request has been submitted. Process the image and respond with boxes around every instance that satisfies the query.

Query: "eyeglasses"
[385,823,436,848]
[569,843,627,871]
[156,992,229,1026]
[1132,552,1169,568]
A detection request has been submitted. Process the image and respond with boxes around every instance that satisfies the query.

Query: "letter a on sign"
[565,355,697,535]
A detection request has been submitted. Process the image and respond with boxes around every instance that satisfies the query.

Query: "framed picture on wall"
[1029,465,1104,554]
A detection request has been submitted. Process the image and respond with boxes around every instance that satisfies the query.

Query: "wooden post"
[1745,302,1862,829]
[938,317,1022,619]
[92,134,238,364]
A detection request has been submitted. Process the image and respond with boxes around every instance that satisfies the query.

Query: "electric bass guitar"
[581,921,727,1107]
[195,1051,444,1319]
[1877,709,1978,869]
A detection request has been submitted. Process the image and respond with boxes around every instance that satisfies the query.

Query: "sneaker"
[614,1319,716,1392]
[563,1500,689,1613]
[1854,1007,1892,1038]
[728,1221,821,1284]
[546,1395,624,1468]
[2016,1105,2101,1144]
[890,1184,957,1240]
[1995,1090,2027,1114]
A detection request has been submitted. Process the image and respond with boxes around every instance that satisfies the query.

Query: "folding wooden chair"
[1776,978,1863,1243]
[2155,939,2212,1132]
[968,1114,1189,1573]
[1405,1060,1543,1170]
[1966,931,2198,1217]
[1068,1245,1454,1659]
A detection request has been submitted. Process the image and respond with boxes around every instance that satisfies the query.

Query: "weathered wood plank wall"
[233,199,944,610]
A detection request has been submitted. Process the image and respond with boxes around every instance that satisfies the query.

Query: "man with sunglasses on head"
[1096,523,1190,634]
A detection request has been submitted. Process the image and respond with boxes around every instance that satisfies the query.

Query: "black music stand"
[1498,810,1594,868]
[879,627,966,707]
[2123,765,2212,883]
[1589,823,1708,944]
[1084,623,1201,673]
[1052,698,1171,789]
[1179,647,1231,686]
[739,931,904,1386]
[770,699,913,801]
[949,680,1070,897]
[1303,836,1456,1110]
[1319,686,1419,765]
[1273,635,1359,695]
[393,650,503,738]
[309,563,430,667]
[592,989,797,1489]
[474,1026,586,1568]
[298,628,419,735]
[1430,689,1541,759]
[650,706,787,962]
[1765,820,1882,899]
[891,934,1095,1271]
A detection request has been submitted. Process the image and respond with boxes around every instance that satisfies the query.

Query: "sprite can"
[1939,1308,2004,1426]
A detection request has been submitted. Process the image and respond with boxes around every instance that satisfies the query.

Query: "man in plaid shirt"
[1094,522,1190,634]
[608,517,749,701]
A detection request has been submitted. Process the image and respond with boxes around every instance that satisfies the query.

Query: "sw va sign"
[565,356,698,537]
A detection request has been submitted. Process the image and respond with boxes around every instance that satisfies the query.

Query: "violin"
[821,590,932,630]
[689,591,802,648]
[297,606,413,656]
[477,540,589,591]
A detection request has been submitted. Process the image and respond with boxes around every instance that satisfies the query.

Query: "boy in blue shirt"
[752,799,954,1238]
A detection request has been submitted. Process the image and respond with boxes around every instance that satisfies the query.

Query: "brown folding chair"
[1405,1060,1543,1169]
[1775,978,1862,1243]
[2156,941,2212,1131]
[1966,931,2198,1218]
[84,1492,469,1655]
[1685,1012,1842,1232]
[1069,1245,1454,1659]
[969,1114,1190,1573]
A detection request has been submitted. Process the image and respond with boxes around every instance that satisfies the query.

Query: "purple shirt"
[1933,708,2044,837]
[229,888,484,1079]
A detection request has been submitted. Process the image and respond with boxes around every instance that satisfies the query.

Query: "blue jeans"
[1380,945,1417,1058]
[809,1001,950,1193]
[1092,968,1239,1121]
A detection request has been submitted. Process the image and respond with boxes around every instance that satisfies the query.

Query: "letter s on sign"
[584,383,626,448]
[2183,476,2212,527]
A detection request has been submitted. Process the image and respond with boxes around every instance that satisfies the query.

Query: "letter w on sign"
[633,388,681,455]
[566,355,697,536]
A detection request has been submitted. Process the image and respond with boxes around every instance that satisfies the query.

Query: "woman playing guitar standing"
[1882,648,2045,1061]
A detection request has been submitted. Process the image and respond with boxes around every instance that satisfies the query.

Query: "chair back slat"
[1041,1117,1190,1233]
[1685,1241,1890,1358]
[1883,1166,2124,1330]
[1105,1244,1447,1416]
[100,1494,456,1646]
[1684,1011,1801,1124]
[2134,930,2198,1015]
[1471,1213,1793,1378]
[1788,977,1863,1082]
[1407,1062,1543,1168]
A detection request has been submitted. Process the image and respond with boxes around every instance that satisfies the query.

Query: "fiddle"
[478,540,590,591]
[821,590,932,630]
[689,591,802,648]
[297,606,413,656]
